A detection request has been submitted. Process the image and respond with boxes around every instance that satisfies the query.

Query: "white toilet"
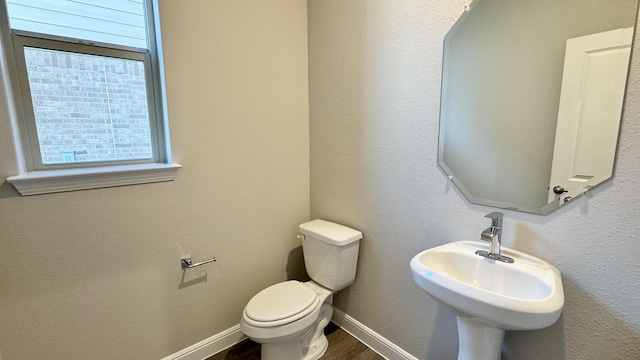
[240,219,362,360]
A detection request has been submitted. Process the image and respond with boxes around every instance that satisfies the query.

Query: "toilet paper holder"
[181,255,217,269]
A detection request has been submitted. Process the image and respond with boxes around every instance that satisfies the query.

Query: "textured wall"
[0,1,309,359]
[309,1,640,359]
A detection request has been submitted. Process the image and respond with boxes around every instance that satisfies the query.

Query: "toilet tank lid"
[299,219,362,246]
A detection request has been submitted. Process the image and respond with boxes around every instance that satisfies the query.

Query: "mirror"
[438,0,639,215]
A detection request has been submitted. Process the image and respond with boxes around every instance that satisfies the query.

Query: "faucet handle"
[484,212,503,226]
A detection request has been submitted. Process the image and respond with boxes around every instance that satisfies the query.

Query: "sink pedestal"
[456,317,505,360]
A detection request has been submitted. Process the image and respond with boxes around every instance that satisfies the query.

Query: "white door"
[548,27,633,204]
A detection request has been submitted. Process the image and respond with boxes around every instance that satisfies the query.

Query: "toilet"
[240,219,362,360]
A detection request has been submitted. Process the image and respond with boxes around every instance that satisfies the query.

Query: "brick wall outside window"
[25,48,153,164]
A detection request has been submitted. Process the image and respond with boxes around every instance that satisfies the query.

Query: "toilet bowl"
[240,219,362,360]
[241,281,334,360]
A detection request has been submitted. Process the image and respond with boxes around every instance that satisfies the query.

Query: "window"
[1,0,180,195]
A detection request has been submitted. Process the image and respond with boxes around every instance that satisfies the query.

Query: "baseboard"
[331,308,419,360]
[160,324,246,360]
[161,309,417,360]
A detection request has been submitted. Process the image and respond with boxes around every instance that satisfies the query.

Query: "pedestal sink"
[410,241,564,360]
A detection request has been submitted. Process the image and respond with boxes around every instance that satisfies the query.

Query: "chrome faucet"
[475,212,514,263]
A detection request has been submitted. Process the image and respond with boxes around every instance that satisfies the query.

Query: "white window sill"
[6,163,182,196]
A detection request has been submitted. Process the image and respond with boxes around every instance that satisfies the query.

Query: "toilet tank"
[299,219,362,291]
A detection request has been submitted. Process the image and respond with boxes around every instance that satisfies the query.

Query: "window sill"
[6,163,182,196]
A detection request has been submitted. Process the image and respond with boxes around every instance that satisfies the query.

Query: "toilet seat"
[243,281,320,327]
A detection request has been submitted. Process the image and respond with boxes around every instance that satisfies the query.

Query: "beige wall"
[309,0,640,359]
[0,1,309,359]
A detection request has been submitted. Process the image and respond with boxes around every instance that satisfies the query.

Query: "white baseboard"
[160,324,246,360]
[161,308,417,360]
[331,308,419,360]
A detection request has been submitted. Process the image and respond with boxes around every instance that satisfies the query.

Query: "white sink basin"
[410,241,564,359]
[410,240,564,330]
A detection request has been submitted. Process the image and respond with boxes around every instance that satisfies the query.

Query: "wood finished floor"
[206,322,384,360]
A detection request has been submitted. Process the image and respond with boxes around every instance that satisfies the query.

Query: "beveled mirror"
[438,0,639,215]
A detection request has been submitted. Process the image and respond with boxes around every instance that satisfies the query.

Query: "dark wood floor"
[206,322,384,360]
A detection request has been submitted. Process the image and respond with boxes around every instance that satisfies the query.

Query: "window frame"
[1,0,180,195]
